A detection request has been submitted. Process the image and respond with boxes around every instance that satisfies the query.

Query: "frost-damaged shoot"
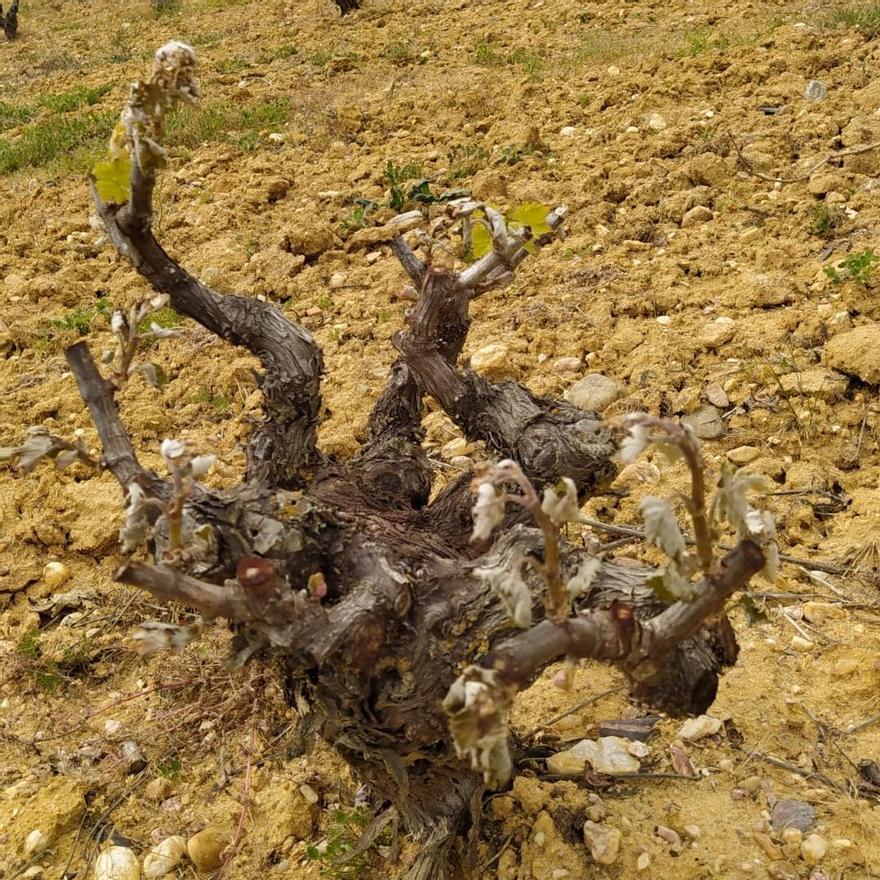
[446,417,776,788]
[47,43,772,879]
[617,413,779,601]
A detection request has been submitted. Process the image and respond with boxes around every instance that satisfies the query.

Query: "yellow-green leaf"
[506,202,551,235]
[470,211,492,259]
[92,154,132,205]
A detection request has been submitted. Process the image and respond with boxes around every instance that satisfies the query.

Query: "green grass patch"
[0,101,35,132]
[825,2,880,36]
[166,97,291,151]
[188,388,232,413]
[474,41,543,76]
[48,298,111,335]
[0,110,116,175]
[38,83,113,114]
[676,28,731,57]
[0,85,111,135]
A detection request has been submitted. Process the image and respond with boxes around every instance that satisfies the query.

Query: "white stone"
[552,356,582,374]
[648,113,667,131]
[42,561,70,589]
[560,126,576,137]
[583,821,621,864]
[469,343,512,379]
[328,272,346,289]
[548,737,641,776]
[801,834,827,863]
[143,837,186,878]
[565,373,624,412]
[727,445,760,465]
[94,846,140,880]
[24,830,50,857]
[677,714,722,741]
[299,783,319,804]
[700,317,735,349]
[627,740,651,758]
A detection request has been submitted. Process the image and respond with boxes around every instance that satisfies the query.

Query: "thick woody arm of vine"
[89,42,323,490]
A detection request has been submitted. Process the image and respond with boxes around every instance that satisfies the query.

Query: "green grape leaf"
[507,201,550,254]
[507,202,551,235]
[92,154,132,205]
[469,210,492,259]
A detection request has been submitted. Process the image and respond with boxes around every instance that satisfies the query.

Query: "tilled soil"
[2,0,880,877]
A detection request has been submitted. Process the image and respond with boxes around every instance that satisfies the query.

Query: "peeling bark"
[68,45,767,879]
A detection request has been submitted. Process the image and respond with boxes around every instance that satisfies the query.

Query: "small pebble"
[790,636,814,652]
[753,830,784,860]
[143,836,186,879]
[647,112,667,131]
[636,851,651,871]
[804,80,827,101]
[727,445,760,466]
[684,405,724,440]
[700,316,735,349]
[771,799,816,833]
[559,125,576,137]
[704,383,730,408]
[187,826,231,873]
[583,821,621,865]
[684,825,701,840]
[677,714,722,741]
[42,561,70,589]
[470,343,512,380]
[299,783,319,804]
[565,373,624,412]
[144,778,173,802]
[738,775,762,794]
[94,846,140,880]
[24,830,50,857]
[801,834,827,864]
[682,205,714,227]
[328,272,346,289]
[656,825,682,852]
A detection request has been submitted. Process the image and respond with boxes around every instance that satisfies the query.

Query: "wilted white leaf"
[147,321,180,339]
[120,483,151,553]
[567,557,601,597]
[130,621,200,656]
[133,361,167,388]
[648,563,697,602]
[476,560,532,628]
[54,449,81,469]
[762,541,780,582]
[541,477,580,526]
[471,482,505,542]
[443,666,513,788]
[0,446,17,461]
[150,293,170,310]
[159,438,187,463]
[190,454,216,479]
[619,423,650,464]
[14,434,56,473]
[712,470,769,540]
[640,495,686,561]
[111,311,126,335]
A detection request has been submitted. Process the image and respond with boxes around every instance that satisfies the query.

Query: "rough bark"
[68,47,767,879]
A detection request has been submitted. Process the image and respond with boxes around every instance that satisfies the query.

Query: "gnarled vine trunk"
[67,43,765,879]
